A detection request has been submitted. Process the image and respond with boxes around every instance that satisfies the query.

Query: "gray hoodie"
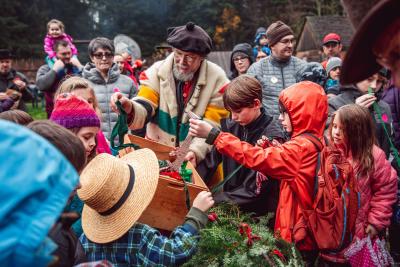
[82,62,137,140]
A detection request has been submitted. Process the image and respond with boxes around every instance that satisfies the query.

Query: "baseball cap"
[323,33,341,45]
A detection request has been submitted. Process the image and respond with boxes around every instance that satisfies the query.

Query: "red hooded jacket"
[213,81,328,250]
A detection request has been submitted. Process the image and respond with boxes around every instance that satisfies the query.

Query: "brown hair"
[27,120,86,173]
[55,76,102,119]
[329,104,375,176]
[223,75,262,111]
[0,110,33,125]
[47,19,65,33]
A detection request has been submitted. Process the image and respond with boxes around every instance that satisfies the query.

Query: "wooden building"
[296,16,354,62]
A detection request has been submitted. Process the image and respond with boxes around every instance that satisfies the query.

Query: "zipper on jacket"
[280,67,285,89]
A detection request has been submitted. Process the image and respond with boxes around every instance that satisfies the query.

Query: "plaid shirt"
[80,222,199,267]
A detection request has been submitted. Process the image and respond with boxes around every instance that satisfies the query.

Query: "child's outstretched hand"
[192,191,214,212]
[256,135,281,148]
[189,118,213,139]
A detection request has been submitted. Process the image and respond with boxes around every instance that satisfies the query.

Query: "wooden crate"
[119,134,209,231]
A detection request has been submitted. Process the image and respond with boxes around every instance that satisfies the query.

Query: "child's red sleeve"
[214,132,301,181]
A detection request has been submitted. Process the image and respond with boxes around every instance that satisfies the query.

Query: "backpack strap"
[300,132,323,152]
[289,133,323,232]
[300,133,323,198]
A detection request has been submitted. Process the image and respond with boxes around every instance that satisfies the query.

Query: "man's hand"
[365,224,378,239]
[110,92,133,114]
[52,59,65,71]
[13,79,26,91]
[189,118,213,139]
[355,94,377,108]
[184,151,197,167]
[70,57,83,69]
[192,191,214,212]
[0,93,9,100]
[169,148,177,162]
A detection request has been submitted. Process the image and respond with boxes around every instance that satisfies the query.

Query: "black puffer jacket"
[197,108,284,216]
[229,43,254,80]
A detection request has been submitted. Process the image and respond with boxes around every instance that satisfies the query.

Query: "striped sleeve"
[129,65,161,130]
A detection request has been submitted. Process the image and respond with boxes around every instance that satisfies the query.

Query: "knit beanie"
[50,93,100,129]
[326,57,342,74]
[167,22,213,56]
[266,21,294,47]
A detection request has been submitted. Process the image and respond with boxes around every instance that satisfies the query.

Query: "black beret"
[0,49,14,60]
[166,22,213,56]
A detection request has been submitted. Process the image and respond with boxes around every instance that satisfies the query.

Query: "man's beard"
[173,64,195,82]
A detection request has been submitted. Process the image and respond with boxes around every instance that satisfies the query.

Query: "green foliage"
[26,103,47,120]
[183,203,304,267]
[1,0,343,59]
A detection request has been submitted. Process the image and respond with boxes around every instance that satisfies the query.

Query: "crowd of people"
[0,0,399,266]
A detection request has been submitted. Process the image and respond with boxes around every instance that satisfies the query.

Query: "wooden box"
[119,134,209,231]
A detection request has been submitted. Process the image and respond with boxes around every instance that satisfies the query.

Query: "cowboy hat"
[340,0,400,84]
[78,148,159,243]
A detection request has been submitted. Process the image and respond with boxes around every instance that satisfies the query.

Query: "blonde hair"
[55,77,102,118]
[47,19,65,33]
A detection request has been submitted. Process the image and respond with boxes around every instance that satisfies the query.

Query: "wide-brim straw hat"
[78,148,159,244]
[340,0,400,85]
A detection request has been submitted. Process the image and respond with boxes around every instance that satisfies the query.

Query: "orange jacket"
[214,81,328,250]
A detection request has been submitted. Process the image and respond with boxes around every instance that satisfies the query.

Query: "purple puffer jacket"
[44,33,78,58]
[382,83,400,149]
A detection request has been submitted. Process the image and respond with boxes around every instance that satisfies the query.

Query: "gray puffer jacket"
[247,55,306,117]
[82,63,136,140]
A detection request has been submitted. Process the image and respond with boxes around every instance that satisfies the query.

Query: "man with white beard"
[111,22,229,166]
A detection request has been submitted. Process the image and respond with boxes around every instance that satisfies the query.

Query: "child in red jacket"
[190,81,328,265]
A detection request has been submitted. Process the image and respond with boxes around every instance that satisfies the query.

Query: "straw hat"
[78,148,159,244]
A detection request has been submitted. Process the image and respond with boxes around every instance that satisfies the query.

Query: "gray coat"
[247,55,306,117]
[82,63,137,140]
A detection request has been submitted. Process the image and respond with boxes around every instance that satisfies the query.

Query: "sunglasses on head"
[93,52,114,59]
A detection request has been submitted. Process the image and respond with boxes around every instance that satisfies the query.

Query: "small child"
[252,27,271,60]
[55,76,111,154]
[329,104,397,264]
[197,75,284,216]
[190,81,328,265]
[27,120,87,266]
[325,57,342,97]
[79,150,214,266]
[44,19,81,67]
[51,93,100,161]
[50,93,101,238]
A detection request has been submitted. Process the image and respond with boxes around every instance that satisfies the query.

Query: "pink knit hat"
[50,93,100,129]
